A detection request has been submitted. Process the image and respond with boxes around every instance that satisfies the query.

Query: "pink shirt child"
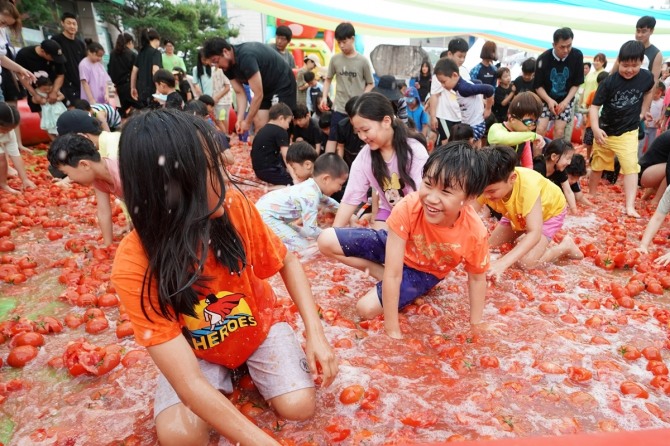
[92,158,123,198]
[341,138,428,220]
[79,57,111,104]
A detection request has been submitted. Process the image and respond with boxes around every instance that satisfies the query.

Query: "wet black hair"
[565,153,587,177]
[596,71,609,84]
[351,92,419,193]
[423,142,488,198]
[153,69,175,88]
[113,33,134,55]
[448,123,474,143]
[140,28,160,50]
[433,57,459,77]
[196,49,212,79]
[202,37,231,59]
[292,104,310,119]
[618,40,645,63]
[318,111,332,129]
[521,57,536,74]
[268,103,292,120]
[345,95,359,117]
[313,152,349,178]
[508,91,543,120]
[47,133,101,167]
[61,12,76,22]
[72,99,92,111]
[118,109,246,321]
[535,139,574,166]
[184,100,209,117]
[304,71,315,83]
[0,102,21,128]
[198,94,215,107]
[275,25,292,42]
[334,22,355,41]
[481,145,518,184]
[637,15,656,30]
[85,39,104,54]
[553,27,574,43]
[286,141,317,164]
[447,37,469,54]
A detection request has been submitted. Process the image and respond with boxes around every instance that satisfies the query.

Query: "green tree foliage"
[96,0,238,71]
[15,0,57,31]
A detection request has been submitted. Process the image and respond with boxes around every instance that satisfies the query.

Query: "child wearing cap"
[405,86,430,137]
[296,54,319,107]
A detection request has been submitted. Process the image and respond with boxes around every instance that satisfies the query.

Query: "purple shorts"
[334,228,441,308]
[499,207,567,240]
[375,208,391,221]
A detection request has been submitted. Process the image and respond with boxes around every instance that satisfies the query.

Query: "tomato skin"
[647,282,664,295]
[619,345,641,360]
[34,316,63,335]
[0,240,15,252]
[620,381,649,398]
[401,411,438,428]
[339,385,365,404]
[7,345,39,367]
[94,351,121,376]
[360,387,380,410]
[121,350,148,368]
[646,360,669,376]
[11,331,44,348]
[46,230,63,241]
[479,356,500,368]
[325,424,351,442]
[97,293,119,308]
[64,313,83,329]
[239,401,265,419]
[85,317,109,334]
[567,366,593,383]
[115,320,134,339]
[642,346,662,361]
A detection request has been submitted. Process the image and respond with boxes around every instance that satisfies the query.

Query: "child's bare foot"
[7,166,17,177]
[561,236,584,260]
[626,208,641,218]
[0,184,20,194]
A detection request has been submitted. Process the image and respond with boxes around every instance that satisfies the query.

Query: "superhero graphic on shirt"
[182,291,258,351]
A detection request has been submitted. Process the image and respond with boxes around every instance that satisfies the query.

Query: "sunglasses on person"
[512,115,537,129]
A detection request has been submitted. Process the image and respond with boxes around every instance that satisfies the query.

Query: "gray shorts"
[153,322,313,418]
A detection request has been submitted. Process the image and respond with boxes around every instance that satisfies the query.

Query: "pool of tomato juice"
[0,144,669,445]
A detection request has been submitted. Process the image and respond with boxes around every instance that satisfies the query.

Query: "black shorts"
[583,127,594,146]
[437,119,459,144]
[260,72,297,110]
[254,166,293,186]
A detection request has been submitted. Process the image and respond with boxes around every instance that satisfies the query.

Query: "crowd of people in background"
[4,4,670,444]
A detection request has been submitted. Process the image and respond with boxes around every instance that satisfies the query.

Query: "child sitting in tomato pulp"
[318,142,490,339]
[476,145,583,280]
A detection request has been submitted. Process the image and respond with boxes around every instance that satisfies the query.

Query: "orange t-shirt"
[111,189,288,369]
[585,90,597,129]
[386,192,489,279]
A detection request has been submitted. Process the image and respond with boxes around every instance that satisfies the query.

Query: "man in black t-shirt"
[15,41,66,114]
[51,12,86,106]
[534,28,584,141]
[203,38,296,136]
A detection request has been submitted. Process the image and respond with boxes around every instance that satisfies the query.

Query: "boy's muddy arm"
[95,189,114,247]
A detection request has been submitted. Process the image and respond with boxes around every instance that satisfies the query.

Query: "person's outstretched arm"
[94,189,114,247]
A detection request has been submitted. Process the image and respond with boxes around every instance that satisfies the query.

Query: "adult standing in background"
[193,49,213,98]
[15,40,65,115]
[534,27,584,144]
[271,25,296,69]
[108,33,137,117]
[203,37,296,134]
[51,12,86,106]
[580,53,607,110]
[161,39,186,73]
[611,16,662,83]
[131,28,162,109]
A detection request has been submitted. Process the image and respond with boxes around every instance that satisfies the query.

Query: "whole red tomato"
[7,345,39,367]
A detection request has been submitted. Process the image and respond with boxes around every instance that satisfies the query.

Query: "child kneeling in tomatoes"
[475,145,584,281]
[318,142,490,339]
